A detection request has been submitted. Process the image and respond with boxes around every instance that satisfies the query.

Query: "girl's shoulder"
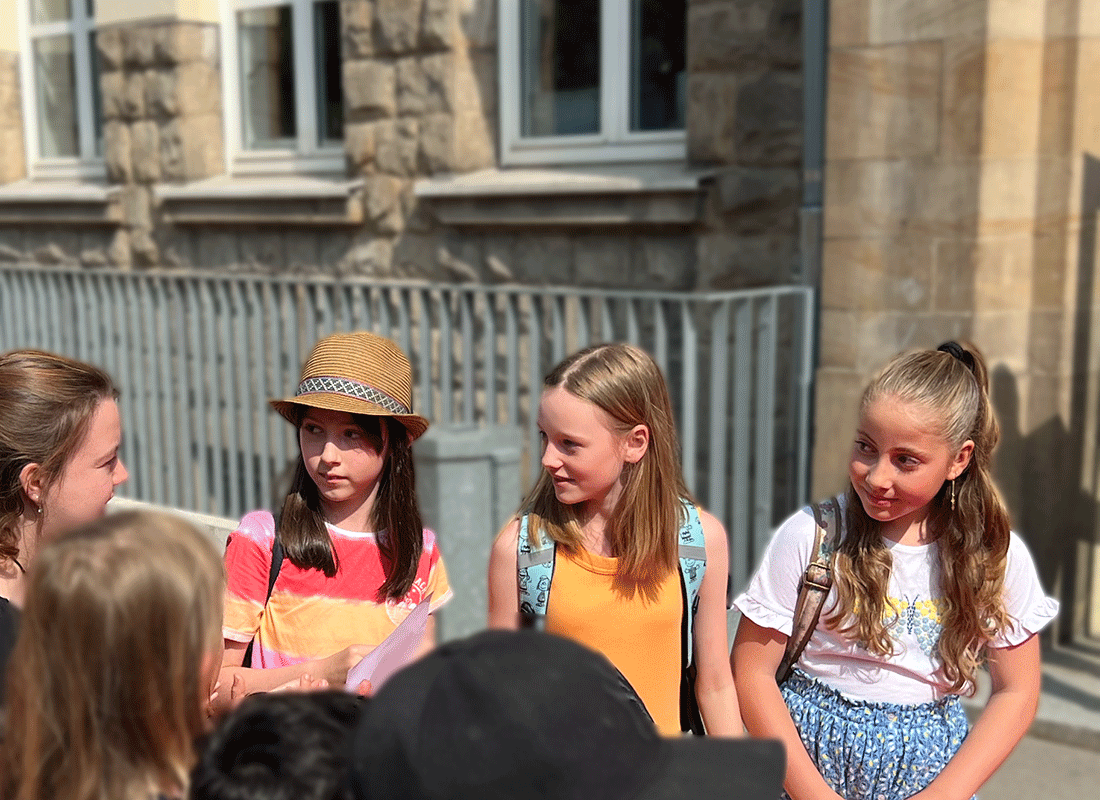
[231,510,276,548]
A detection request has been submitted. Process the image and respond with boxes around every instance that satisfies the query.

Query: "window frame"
[499,0,687,167]
[219,0,344,176]
[17,0,105,180]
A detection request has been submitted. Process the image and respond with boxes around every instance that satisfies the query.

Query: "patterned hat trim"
[295,376,410,416]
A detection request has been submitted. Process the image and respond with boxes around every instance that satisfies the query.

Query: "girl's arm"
[487,519,521,630]
[732,617,845,800]
[692,510,743,737]
[213,639,374,715]
[908,634,1041,800]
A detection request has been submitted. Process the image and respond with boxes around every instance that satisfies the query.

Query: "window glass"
[238,4,297,149]
[520,0,600,137]
[31,0,72,24]
[313,0,343,144]
[33,35,79,157]
[630,0,686,132]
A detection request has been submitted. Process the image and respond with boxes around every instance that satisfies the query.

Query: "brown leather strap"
[775,499,839,684]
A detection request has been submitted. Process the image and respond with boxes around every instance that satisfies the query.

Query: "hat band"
[295,376,410,415]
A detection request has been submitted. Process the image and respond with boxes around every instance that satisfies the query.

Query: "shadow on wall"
[993,153,1100,645]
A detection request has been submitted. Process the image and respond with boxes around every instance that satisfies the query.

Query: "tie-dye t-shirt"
[734,494,1058,703]
[223,510,453,668]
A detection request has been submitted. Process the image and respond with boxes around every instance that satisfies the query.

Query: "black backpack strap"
[775,499,840,684]
[243,534,285,668]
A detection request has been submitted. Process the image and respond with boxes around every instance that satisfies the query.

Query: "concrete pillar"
[414,423,523,642]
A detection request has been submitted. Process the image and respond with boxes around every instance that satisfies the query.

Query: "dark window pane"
[239,5,297,150]
[520,0,600,137]
[630,0,686,132]
[314,0,343,143]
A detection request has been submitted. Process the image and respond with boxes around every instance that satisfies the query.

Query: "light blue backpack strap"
[516,513,556,618]
[677,498,707,666]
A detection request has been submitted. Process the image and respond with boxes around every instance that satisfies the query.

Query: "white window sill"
[156,176,365,226]
[414,164,713,228]
[0,180,122,225]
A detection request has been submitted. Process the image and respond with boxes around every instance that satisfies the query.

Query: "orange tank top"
[544,547,683,735]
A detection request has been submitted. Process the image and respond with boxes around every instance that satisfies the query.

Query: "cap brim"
[637,737,785,800]
[270,396,429,441]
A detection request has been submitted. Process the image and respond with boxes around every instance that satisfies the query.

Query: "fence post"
[413,424,524,642]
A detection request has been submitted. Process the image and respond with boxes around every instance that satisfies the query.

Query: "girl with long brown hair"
[732,341,1058,800]
[488,343,741,736]
[217,332,452,702]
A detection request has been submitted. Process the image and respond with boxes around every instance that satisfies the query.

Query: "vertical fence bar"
[753,296,777,564]
[680,300,698,494]
[795,290,815,508]
[460,290,475,423]
[153,278,179,508]
[438,290,453,424]
[707,301,731,524]
[729,299,754,591]
[504,292,519,426]
[415,289,432,422]
[527,295,543,482]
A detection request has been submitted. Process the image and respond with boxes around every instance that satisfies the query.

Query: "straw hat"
[270,332,429,440]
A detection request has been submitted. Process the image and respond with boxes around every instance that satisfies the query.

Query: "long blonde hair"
[3,509,225,800]
[827,342,1011,693]
[522,344,690,595]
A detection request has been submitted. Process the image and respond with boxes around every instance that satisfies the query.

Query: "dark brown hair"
[277,414,423,600]
[0,350,117,565]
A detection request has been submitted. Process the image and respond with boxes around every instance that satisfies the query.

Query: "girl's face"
[41,398,128,539]
[537,387,645,516]
[849,396,972,542]
[300,408,388,519]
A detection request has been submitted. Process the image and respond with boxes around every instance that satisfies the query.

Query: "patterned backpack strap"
[676,499,707,667]
[516,514,556,620]
[775,498,841,684]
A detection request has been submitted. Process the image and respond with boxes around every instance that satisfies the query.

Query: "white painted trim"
[414,164,711,198]
[498,1,687,167]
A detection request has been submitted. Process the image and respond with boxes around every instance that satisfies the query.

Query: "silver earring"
[950,479,956,511]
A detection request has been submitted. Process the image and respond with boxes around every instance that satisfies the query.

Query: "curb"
[963,703,1100,754]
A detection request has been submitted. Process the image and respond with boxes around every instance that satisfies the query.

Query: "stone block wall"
[816,0,1100,640]
[98,20,224,267]
[688,0,803,289]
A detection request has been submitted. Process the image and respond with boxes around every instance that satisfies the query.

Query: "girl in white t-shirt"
[732,341,1058,800]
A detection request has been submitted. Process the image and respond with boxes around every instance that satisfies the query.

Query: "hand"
[353,679,373,697]
[319,643,375,685]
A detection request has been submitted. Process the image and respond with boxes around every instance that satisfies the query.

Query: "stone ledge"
[415,165,712,228]
[0,181,123,225]
[156,176,365,226]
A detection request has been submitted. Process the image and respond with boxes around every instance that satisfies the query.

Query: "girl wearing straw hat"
[217,332,452,703]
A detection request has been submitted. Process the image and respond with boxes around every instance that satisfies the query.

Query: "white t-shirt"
[733,495,1059,704]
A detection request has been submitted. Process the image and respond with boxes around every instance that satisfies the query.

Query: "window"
[222,0,344,174]
[19,0,104,179]
[500,0,687,165]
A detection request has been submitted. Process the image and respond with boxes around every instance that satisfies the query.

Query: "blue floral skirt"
[780,669,972,800]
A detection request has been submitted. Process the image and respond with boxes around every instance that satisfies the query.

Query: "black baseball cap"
[348,629,784,800]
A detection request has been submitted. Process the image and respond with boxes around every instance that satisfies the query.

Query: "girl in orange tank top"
[488,343,743,737]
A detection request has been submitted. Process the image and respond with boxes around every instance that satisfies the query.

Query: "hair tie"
[936,341,976,372]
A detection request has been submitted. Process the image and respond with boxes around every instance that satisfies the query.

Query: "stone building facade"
[0,0,804,287]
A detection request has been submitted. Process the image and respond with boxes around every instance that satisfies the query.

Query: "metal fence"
[0,264,815,589]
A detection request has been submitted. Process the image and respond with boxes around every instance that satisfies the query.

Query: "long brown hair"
[827,342,1011,693]
[2,509,225,800]
[521,344,689,595]
[277,414,423,600]
[0,350,117,566]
